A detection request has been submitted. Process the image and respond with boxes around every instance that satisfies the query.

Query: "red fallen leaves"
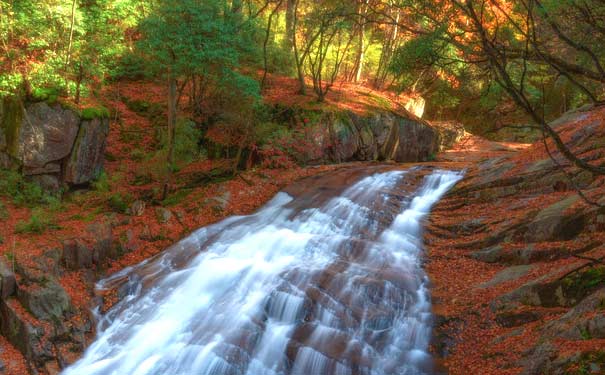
[0,335,28,375]
[427,107,605,374]
[260,72,413,116]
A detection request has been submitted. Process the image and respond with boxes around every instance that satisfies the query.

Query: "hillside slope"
[428,105,605,374]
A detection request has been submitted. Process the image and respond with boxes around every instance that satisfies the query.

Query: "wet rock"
[128,200,146,216]
[17,278,71,321]
[62,239,92,270]
[0,260,16,299]
[524,195,584,242]
[155,207,173,224]
[64,117,109,185]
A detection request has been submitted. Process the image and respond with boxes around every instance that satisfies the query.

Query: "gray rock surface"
[64,117,109,185]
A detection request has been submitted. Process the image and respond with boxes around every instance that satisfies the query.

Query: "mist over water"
[64,167,463,375]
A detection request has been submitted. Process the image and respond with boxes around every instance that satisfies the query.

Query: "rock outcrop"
[427,104,605,375]
[270,105,451,165]
[0,98,109,191]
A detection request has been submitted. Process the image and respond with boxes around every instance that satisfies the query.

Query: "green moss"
[81,106,110,120]
[563,267,605,291]
[30,87,59,104]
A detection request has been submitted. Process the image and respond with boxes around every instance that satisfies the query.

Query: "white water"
[64,168,463,375]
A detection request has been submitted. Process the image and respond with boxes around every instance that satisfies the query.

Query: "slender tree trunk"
[231,0,242,14]
[285,0,296,51]
[262,0,282,91]
[162,75,177,201]
[354,27,365,82]
[75,62,83,104]
[292,0,306,94]
[64,0,77,89]
[352,0,369,83]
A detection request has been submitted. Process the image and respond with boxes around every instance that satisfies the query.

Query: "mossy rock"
[80,106,110,120]
[29,87,60,104]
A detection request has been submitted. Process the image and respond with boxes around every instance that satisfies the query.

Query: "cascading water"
[64,167,463,375]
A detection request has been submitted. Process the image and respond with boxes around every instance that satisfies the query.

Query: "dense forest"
[2,0,604,168]
[1,1,605,375]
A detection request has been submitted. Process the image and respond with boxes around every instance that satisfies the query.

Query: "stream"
[63,166,463,375]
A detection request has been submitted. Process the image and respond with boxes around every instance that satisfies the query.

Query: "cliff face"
[427,105,605,375]
[0,99,109,191]
[270,105,463,165]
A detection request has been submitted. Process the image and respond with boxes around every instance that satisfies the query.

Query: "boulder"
[0,260,16,300]
[524,195,585,242]
[87,221,114,264]
[0,299,53,366]
[16,279,71,321]
[155,207,173,224]
[64,117,109,185]
[128,200,146,217]
[0,98,110,192]
[19,102,79,171]
[62,239,93,270]
[479,265,532,289]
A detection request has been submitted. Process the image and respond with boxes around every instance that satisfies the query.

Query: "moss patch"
[81,106,110,120]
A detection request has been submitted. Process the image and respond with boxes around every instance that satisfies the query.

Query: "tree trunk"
[285,0,296,51]
[354,26,365,82]
[292,0,306,94]
[75,62,83,104]
[262,0,282,91]
[64,0,77,89]
[352,0,368,83]
[231,0,242,14]
[162,76,177,201]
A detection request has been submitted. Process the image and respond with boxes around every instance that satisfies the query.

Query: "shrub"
[108,193,130,213]
[0,201,8,221]
[92,172,111,193]
[130,148,147,162]
[157,119,202,165]
[0,170,60,207]
[14,208,57,234]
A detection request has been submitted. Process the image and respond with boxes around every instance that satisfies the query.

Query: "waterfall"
[64,167,463,375]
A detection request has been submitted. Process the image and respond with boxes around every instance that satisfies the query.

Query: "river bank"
[427,106,605,374]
